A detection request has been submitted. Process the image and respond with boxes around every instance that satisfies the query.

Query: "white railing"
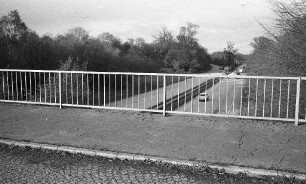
[0,69,305,125]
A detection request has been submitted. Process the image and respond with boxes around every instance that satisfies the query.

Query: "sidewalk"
[0,103,306,174]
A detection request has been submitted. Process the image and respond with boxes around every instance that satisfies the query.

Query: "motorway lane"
[108,74,219,111]
[177,74,246,115]
[64,72,246,116]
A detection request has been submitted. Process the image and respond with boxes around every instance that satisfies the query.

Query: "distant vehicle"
[199,92,209,101]
[219,66,224,72]
[236,68,243,75]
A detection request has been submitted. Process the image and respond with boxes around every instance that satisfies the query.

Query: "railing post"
[163,74,167,116]
[59,72,62,109]
[295,77,301,126]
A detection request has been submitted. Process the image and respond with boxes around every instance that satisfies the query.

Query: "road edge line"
[0,138,305,180]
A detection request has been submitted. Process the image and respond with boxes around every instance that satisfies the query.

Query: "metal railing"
[0,69,305,125]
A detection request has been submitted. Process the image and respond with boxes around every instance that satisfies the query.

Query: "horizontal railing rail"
[0,69,305,125]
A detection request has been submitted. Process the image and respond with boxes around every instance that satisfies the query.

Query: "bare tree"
[223,41,238,67]
[153,27,174,62]
[264,0,306,58]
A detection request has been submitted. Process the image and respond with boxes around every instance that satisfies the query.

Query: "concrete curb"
[0,138,305,180]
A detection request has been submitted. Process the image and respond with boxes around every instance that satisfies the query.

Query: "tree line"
[248,0,306,77]
[0,10,244,73]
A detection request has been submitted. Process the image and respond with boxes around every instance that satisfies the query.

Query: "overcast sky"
[0,0,274,54]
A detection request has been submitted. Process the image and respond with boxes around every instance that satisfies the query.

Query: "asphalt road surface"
[178,73,246,115]
[105,72,246,116]
[108,74,218,111]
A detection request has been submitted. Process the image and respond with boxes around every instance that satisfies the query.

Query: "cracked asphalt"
[0,103,306,174]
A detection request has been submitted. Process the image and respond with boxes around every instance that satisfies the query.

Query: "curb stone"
[0,138,305,180]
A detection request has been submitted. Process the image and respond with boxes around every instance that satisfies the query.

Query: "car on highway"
[236,68,243,75]
[199,92,209,101]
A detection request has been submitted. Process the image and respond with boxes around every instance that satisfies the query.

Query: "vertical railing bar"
[39,72,41,102]
[7,71,10,100]
[121,74,123,108]
[44,72,46,103]
[25,72,28,101]
[34,72,37,102]
[163,75,166,116]
[278,79,282,118]
[81,73,85,105]
[191,77,193,112]
[109,74,111,107]
[270,79,274,117]
[177,76,180,110]
[286,80,290,119]
[198,77,200,113]
[98,74,100,106]
[295,77,301,126]
[71,73,73,104]
[138,75,140,109]
[19,72,21,101]
[65,73,67,104]
[1,72,4,100]
[219,77,221,114]
[255,78,259,117]
[54,73,57,103]
[150,75,153,109]
[59,72,62,109]
[114,74,116,107]
[87,74,90,105]
[19,72,23,101]
[226,77,228,113]
[2,72,5,100]
[49,72,51,102]
[76,74,79,105]
[184,77,187,112]
[240,77,243,116]
[7,71,9,100]
[104,74,106,107]
[144,75,146,109]
[21,72,23,101]
[35,72,42,102]
[212,78,214,114]
[126,75,128,108]
[16,72,18,101]
[157,76,159,110]
[11,72,14,100]
[81,73,83,104]
[205,77,207,113]
[93,74,95,106]
[132,75,134,109]
[19,72,25,101]
[85,74,87,105]
[233,78,236,114]
[247,78,251,116]
[263,79,266,117]
[30,72,32,101]
[171,76,173,111]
